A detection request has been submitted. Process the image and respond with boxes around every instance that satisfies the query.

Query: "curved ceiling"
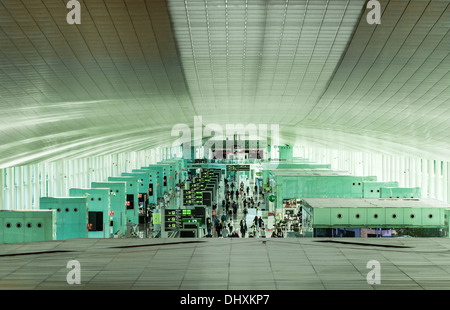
[0,0,449,168]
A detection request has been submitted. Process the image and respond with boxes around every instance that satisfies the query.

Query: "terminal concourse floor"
[1,237,450,290]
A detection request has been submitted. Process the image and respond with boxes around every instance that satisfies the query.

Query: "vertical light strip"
[436,160,442,201]
[9,167,15,210]
[0,169,4,210]
[428,159,435,199]
[33,164,38,210]
[26,165,32,210]
[445,161,449,203]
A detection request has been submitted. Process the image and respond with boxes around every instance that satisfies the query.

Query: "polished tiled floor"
[2,179,450,290]
[2,237,450,290]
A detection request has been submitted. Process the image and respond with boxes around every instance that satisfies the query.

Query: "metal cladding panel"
[380,187,422,199]
[349,177,364,198]
[0,210,55,244]
[366,208,386,226]
[363,182,399,198]
[385,208,404,226]
[139,167,159,200]
[108,176,139,225]
[91,182,127,236]
[313,208,331,226]
[277,175,376,206]
[306,198,449,229]
[0,212,23,243]
[403,208,422,226]
[422,208,444,227]
[330,176,344,197]
[144,165,166,196]
[69,188,111,238]
[446,210,450,235]
[24,213,51,242]
[40,197,88,240]
[274,163,332,169]
[330,208,349,226]
[123,172,149,194]
[278,146,293,161]
[349,208,368,226]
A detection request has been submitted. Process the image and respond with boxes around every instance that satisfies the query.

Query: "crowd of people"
[206,177,267,238]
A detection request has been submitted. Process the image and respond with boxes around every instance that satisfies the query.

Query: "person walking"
[206,217,212,237]
[253,216,259,230]
[258,216,263,233]
[214,217,219,237]
[217,221,222,237]
[240,217,247,238]
[221,213,227,224]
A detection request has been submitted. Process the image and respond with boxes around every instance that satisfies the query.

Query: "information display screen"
[227,165,250,171]
[165,209,202,231]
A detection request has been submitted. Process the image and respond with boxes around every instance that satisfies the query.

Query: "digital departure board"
[164,208,205,231]
[227,165,250,171]
[164,209,192,231]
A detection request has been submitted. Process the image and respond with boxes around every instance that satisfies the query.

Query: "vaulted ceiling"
[0,0,449,168]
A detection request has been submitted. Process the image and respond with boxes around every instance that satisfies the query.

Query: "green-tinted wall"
[380,187,422,199]
[69,188,111,238]
[0,210,56,244]
[91,182,127,236]
[40,197,88,240]
[108,176,139,225]
[311,206,445,228]
[362,181,399,198]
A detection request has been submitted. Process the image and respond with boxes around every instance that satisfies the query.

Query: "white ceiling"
[0,0,449,168]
